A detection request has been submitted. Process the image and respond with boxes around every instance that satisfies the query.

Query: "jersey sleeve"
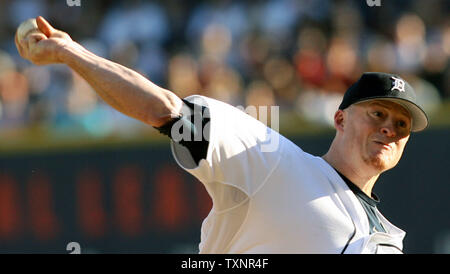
[153,99,209,165]
[170,95,283,204]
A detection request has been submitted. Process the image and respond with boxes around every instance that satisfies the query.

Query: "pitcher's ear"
[334,109,346,132]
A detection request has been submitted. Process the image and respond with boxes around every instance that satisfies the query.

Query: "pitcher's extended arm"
[15,16,182,127]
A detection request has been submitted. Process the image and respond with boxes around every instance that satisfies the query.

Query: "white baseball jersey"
[170,95,406,254]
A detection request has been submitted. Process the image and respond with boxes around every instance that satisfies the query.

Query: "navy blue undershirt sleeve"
[153,99,210,165]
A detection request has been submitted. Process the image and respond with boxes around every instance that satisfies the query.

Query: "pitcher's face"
[341,100,411,172]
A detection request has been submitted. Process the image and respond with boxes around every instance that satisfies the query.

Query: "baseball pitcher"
[15,17,428,254]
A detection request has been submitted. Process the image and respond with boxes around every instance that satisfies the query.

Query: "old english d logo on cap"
[391,77,406,92]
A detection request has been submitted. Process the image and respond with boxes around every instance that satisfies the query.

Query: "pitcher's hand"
[15,16,73,65]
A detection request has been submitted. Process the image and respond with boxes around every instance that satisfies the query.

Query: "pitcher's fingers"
[36,16,55,38]
[26,33,43,55]
[27,32,47,47]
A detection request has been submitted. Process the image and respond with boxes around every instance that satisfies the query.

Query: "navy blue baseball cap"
[339,72,428,132]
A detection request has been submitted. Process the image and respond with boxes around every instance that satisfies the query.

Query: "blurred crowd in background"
[0,0,448,138]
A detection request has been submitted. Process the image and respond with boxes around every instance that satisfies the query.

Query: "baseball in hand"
[16,18,44,43]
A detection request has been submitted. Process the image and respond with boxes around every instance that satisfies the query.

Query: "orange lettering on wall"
[27,172,59,241]
[76,169,106,238]
[152,165,189,231]
[0,173,22,239]
[114,165,143,237]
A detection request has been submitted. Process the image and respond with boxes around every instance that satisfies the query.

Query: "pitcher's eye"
[398,120,407,128]
[373,111,383,117]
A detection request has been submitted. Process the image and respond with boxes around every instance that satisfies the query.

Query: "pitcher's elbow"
[148,92,183,128]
